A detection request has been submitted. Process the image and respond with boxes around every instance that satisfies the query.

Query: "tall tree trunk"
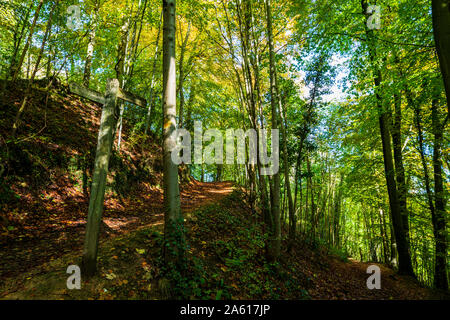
[409,86,436,221]
[8,0,33,80]
[431,92,449,290]
[407,70,447,288]
[306,153,315,241]
[362,0,414,276]
[391,93,410,243]
[162,0,184,267]
[282,104,295,251]
[216,164,223,182]
[265,0,280,261]
[333,177,343,248]
[293,139,303,216]
[178,21,191,128]
[115,13,132,151]
[278,67,295,252]
[185,84,195,132]
[235,0,265,223]
[375,69,413,276]
[145,12,163,134]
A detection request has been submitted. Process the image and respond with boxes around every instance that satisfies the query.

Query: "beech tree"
[265,0,281,261]
[361,0,414,277]
[162,0,184,267]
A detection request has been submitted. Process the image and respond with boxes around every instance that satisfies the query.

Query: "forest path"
[290,248,440,299]
[0,180,234,283]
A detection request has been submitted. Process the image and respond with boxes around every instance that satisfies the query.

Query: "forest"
[0,0,449,301]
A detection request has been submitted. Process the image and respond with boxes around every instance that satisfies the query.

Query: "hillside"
[0,81,446,300]
[1,80,189,279]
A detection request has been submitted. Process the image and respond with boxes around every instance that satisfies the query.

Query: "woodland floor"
[0,182,446,300]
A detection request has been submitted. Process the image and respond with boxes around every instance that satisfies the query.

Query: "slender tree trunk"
[409,86,436,220]
[405,75,448,287]
[431,93,449,290]
[265,0,280,261]
[377,80,413,276]
[115,14,132,152]
[294,139,303,213]
[236,0,265,223]
[391,93,410,243]
[278,69,295,252]
[216,164,223,182]
[304,152,310,237]
[83,1,99,88]
[282,106,295,251]
[46,38,54,78]
[26,50,31,79]
[162,0,184,267]
[8,1,33,79]
[378,207,389,264]
[178,21,190,128]
[362,0,414,276]
[12,0,57,138]
[145,12,163,134]
[333,178,343,248]
[128,0,148,79]
[307,154,316,243]
[184,84,195,132]
[11,0,44,82]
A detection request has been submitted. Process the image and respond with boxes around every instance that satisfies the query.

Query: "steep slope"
[1,79,177,280]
